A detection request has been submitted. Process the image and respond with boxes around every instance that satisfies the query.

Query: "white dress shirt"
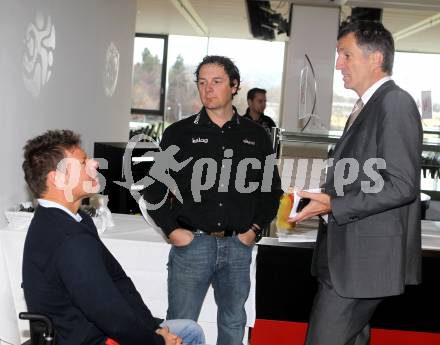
[37,199,82,222]
[360,76,392,106]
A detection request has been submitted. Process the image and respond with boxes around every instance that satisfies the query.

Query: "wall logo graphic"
[104,41,120,97]
[23,12,56,97]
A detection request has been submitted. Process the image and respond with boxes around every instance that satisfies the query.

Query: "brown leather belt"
[201,230,235,238]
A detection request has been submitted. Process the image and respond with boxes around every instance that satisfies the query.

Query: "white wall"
[280,5,340,130]
[0,0,136,227]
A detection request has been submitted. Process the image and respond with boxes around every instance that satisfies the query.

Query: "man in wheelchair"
[21,130,205,345]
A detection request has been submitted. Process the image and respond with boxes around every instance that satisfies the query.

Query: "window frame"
[131,33,169,117]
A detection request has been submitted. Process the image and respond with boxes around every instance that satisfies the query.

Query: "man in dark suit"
[291,21,422,345]
[22,130,205,345]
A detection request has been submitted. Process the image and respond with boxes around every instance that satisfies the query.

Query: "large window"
[331,51,440,131]
[207,37,285,124]
[131,34,168,116]
[393,52,440,130]
[165,35,208,124]
[130,34,285,130]
[165,35,285,124]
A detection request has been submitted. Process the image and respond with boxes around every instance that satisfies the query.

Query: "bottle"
[276,189,296,231]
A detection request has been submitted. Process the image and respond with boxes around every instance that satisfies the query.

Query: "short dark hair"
[338,21,394,74]
[194,55,241,97]
[247,88,267,101]
[22,130,81,198]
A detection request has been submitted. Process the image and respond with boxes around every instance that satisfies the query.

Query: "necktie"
[345,98,364,132]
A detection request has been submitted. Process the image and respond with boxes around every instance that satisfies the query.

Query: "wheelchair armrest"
[19,312,55,341]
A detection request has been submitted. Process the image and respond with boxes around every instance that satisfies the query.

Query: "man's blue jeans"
[161,319,206,345]
[166,232,254,345]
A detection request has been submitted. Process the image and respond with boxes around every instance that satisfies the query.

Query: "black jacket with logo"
[242,108,277,135]
[144,107,282,236]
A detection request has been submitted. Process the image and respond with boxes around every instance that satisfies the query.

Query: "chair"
[19,312,124,345]
[19,312,55,345]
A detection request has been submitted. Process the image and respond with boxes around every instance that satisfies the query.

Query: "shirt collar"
[37,199,83,222]
[360,76,392,106]
[194,107,240,128]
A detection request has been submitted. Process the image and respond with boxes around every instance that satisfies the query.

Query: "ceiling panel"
[190,0,251,38]
[395,28,440,53]
[136,0,196,35]
[382,8,436,33]
[346,0,440,11]
[135,0,440,53]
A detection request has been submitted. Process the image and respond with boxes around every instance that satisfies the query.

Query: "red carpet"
[250,319,440,345]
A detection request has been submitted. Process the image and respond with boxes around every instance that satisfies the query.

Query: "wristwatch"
[251,226,263,243]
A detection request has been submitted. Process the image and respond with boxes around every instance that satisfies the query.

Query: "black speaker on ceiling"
[351,7,383,22]
[245,0,275,40]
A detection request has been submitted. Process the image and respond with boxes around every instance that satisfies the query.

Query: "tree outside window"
[131,34,168,116]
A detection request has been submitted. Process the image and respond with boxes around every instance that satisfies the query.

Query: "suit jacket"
[22,206,165,345]
[312,80,423,298]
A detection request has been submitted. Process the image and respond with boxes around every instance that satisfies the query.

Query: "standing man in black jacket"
[242,88,276,135]
[22,129,205,345]
[144,56,283,345]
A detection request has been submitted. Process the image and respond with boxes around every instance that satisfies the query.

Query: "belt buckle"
[210,231,225,238]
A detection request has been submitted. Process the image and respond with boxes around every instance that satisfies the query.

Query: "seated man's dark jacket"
[22,205,165,345]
